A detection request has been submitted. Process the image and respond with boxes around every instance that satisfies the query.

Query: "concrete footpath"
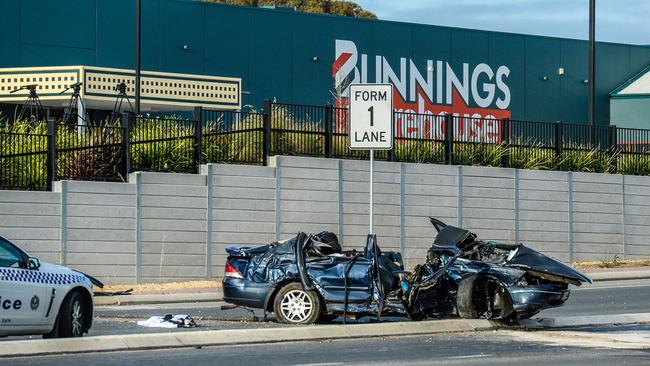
[94,267,650,306]
[3,313,650,358]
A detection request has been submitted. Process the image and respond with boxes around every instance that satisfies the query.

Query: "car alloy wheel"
[280,289,313,323]
[56,291,85,337]
[71,300,83,337]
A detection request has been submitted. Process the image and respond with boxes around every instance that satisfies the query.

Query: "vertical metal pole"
[263,99,272,166]
[46,119,57,191]
[193,107,203,173]
[121,112,132,181]
[501,118,510,168]
[588,0,596,129]
[609,125,618,173]
[445,114,453,165]
[135,0,142,115]
[77,97,86,127]
[325,104,333,158]
[369,149,374,234]
[555,122,563,163]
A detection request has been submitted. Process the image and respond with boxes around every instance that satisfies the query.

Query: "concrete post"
[274,156,282,240]
[457,165,463,227]
[621,174,627,259]
[134,172,142,284]
[514,169,520,244]
[400,163,405,255]
[59,181,67,266]
[338,159,344,246]
[567,172,574,263]
[206,164,214,279]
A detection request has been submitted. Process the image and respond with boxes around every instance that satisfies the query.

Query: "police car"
[0,235,102,338]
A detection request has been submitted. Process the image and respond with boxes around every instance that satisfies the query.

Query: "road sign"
[348,84,393,150]
[347,84,394,235]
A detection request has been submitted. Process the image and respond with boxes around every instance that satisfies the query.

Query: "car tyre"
[42,315,59,339]
[273,283,322,325]
[456,275,482,319]
[57,291,85,337]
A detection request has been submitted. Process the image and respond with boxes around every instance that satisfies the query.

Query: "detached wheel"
[273,283,322,325]
[456,275,482,319]
[58,291,85,337]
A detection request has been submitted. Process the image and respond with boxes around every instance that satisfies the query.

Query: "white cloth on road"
[136,314,195,328]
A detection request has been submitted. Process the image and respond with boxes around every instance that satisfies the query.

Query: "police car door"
[0,238,51,331]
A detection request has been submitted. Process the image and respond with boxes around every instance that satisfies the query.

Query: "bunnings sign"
[333,39,511,143]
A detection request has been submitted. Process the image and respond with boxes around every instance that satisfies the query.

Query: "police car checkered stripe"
[0,268,86,285]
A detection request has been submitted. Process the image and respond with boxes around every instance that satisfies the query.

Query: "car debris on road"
[222,217,591,324]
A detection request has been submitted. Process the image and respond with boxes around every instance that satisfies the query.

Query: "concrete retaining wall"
[1,156,648,284]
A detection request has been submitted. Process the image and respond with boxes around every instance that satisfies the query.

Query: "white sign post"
[348,84,393,234]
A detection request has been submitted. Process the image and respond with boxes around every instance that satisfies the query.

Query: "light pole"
[588,0,595,128]
[135,0,141,115]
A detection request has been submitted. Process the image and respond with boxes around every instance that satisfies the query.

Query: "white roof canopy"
[0,66,241,111]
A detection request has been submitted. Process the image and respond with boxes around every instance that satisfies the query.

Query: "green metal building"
[1,0,649,127]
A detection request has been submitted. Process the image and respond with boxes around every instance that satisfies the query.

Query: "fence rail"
[2,100,650,191]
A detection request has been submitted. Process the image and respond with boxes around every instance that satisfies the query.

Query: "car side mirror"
[27,257,40,270]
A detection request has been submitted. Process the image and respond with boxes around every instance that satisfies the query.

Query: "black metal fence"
[203,109,264,165]
[2,100,650,191]
[0,128,50,190]
[56,123,126,183]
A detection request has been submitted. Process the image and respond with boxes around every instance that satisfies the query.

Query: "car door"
[308,256,373,305]
[0,238,51,331]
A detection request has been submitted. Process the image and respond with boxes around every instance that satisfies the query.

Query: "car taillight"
[224,262,244,279]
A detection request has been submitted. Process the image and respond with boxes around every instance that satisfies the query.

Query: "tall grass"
[454,143,506,167]
[130,118,195,172]
[0,121,49,189]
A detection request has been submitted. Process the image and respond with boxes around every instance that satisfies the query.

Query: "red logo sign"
[333,40,511,142]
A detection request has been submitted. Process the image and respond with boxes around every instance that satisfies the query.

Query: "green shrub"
[453,143,506,167]
[395,140,444,164]
[510,148,555,170]
[130,118,195,172]
[0,121,49,189]
[619,155,650,176]
[559,149,617,174]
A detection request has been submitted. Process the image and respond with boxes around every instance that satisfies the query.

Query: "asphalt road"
[9,327,650,366]
[543,279,650,317]
[89,278,650,337]
[5,278,650,341]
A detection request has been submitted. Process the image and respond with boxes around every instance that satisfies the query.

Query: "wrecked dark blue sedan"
[222,218,591,324]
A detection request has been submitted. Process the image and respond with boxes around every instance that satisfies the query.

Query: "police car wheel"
[59,291,85,337]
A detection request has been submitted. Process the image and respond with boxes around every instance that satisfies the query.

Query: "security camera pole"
[348,84,394,234]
